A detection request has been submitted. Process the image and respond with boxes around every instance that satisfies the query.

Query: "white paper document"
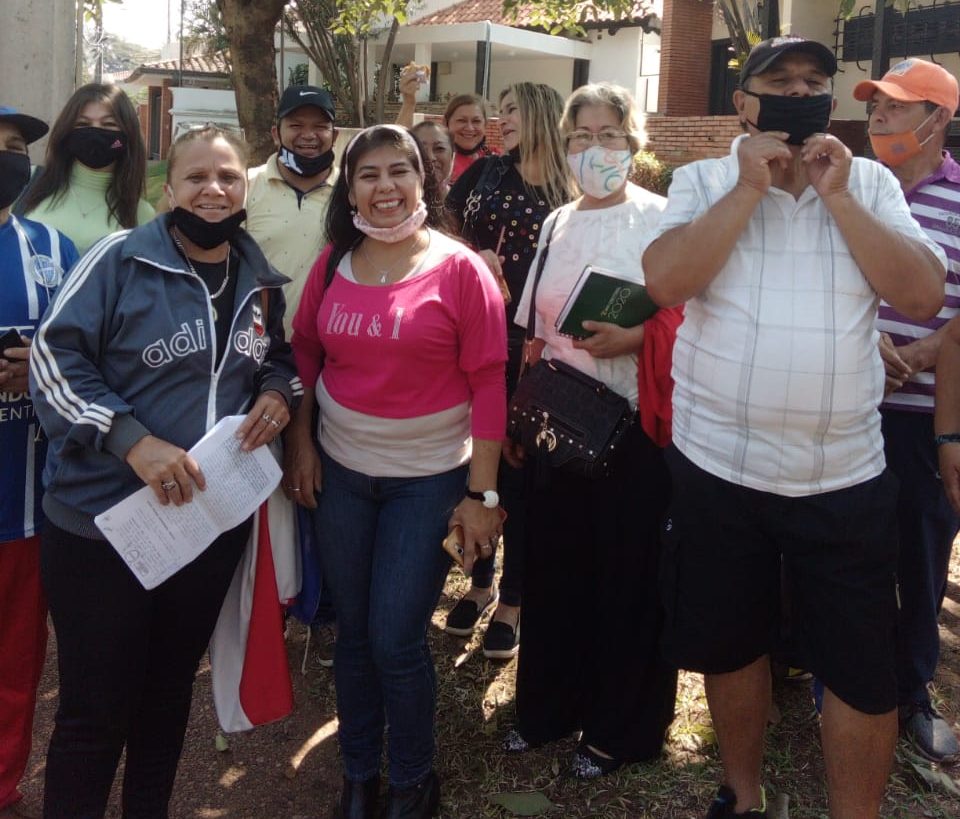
[95,415,282,590]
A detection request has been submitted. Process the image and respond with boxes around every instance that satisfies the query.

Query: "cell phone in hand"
[1,328,25,360]
[442,507,508,567]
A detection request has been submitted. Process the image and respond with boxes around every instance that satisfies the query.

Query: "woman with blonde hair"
[443,82,574,660]
[504,81,678,777]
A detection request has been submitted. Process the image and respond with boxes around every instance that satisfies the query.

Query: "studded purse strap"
[518,215,558,381]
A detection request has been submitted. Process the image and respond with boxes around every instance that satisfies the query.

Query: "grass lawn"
[145,160,167,209]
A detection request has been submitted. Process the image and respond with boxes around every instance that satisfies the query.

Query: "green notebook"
[555,265,659,339]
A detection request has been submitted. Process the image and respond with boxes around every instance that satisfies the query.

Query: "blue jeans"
[314,451,465,786]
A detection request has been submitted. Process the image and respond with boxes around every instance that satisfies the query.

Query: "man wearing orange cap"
[853,58,960,763]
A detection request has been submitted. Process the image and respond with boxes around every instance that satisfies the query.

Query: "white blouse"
[515,185,666,409]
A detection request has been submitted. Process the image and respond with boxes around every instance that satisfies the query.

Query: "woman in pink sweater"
[284,125,506,819]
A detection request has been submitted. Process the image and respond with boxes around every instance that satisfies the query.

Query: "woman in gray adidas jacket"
[29,125,302,819]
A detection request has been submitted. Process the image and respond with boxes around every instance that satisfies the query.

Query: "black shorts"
[661,446,899,715]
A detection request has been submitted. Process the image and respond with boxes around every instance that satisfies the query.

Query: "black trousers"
[471,328,526,605]
[41,519,249,819]
[516,423,678,761]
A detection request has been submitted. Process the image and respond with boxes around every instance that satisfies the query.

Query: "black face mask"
[0,151,31,210]
[278,144,334,178]
[742,91,833,146]
[170,207,247,250]
[64,127,126,169]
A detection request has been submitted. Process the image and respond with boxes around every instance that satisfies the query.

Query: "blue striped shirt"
[0,215,78,541]
[878,152,960,413]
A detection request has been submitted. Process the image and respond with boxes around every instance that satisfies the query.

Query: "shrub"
[630,150,673,195]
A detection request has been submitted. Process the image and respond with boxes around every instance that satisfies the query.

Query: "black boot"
[339,775,380,819]
[380,771,440,819]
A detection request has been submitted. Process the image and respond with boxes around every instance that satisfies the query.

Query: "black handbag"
[506,219,635,480]
[461,154,513,244]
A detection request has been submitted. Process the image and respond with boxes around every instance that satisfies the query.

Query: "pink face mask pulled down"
[352,199,428,243]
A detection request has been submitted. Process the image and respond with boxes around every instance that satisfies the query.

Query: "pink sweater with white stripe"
[291,235,507,442]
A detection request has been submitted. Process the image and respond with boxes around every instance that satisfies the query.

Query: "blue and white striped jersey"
[1,214,78,542]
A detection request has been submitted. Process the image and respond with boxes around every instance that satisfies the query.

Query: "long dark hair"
[23,83,148,229]
[325,125,450,264]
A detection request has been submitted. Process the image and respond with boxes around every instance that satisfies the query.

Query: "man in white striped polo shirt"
[853,59,960,763]
[643,37,948,819]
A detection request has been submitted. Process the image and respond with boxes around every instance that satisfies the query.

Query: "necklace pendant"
[379,273,388,284]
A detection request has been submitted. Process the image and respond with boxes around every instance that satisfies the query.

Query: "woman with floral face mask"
[502,83,678,779]
[22,83,154,254]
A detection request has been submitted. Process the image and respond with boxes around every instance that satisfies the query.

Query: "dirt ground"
[13,550,960,818]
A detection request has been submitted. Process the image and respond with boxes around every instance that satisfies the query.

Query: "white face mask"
[566,146,633,200]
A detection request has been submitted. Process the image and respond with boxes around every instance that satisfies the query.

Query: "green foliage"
[82,0,121,23]
[502,0,653,38]
[630,150,672,195]
[330,0,410,36]
[185,0,231,54]
[287,63,310,87]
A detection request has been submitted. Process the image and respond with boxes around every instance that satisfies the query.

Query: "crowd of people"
[0,34,959,819]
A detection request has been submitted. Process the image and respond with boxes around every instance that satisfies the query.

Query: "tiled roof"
[128,51,231,81]
[412,0,656,28]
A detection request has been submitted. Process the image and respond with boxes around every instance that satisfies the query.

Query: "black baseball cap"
[739,37,838,85]
[277,86,335,122]
[0,106,49,144]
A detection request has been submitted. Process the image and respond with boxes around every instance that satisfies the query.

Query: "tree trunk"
[374,18,400,124]
[217,0,286,165]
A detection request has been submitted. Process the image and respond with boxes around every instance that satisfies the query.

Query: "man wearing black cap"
[0,106,78,818]
[643,37,948,818]
[246,85,339,334]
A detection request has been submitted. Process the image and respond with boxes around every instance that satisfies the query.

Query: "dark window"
[839,3,960,64]
[710,39,739,115]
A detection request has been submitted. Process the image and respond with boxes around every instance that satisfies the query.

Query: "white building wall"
[489,59,573,101]
[1,0,77,156]
[586,27,661,113]
[433,58,574,104]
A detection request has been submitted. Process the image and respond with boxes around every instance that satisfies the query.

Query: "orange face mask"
[869,111,936,167]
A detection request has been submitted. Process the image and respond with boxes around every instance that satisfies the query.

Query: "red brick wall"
[646,116,870,167]
[659,0,715,117]
[160,80,174,159]
[646,115,743,164]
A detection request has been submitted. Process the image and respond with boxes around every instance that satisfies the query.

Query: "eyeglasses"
[566,129,630,150]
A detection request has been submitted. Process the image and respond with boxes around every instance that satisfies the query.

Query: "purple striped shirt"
[878,152,960,413]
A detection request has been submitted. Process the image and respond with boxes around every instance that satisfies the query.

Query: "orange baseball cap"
[854,58,959,113]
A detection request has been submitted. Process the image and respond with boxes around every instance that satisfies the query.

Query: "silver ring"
[161,480,177,491]
[269,419,281,429]
[262,412,272,422]
[291,488,301,492]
